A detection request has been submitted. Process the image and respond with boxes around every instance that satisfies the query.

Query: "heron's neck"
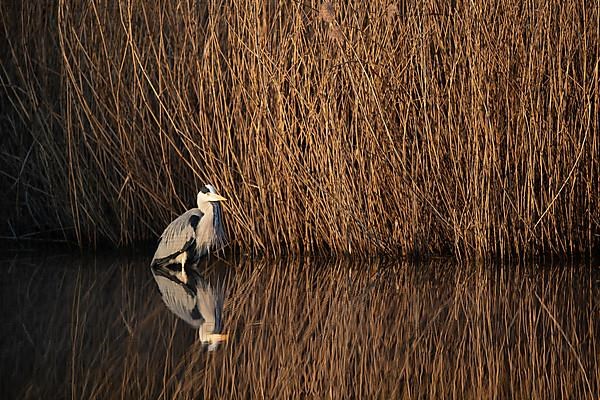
[197,201,213,215]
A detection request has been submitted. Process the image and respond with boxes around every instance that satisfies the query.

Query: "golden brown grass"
[0,1,599,258]
[2,254,598,399]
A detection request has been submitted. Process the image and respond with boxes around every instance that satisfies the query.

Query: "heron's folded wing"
[151,210,204,265]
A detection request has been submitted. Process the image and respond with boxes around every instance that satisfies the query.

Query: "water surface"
[1,253,598,399]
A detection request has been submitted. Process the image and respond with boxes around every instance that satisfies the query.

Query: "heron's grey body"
[151,185,227,284]
[151,264,226,350]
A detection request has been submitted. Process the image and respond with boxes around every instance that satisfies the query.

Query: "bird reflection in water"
[151,263,228,351]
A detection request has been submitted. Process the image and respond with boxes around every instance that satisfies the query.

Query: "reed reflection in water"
[1,254,598,399]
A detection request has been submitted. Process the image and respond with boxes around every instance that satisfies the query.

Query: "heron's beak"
[206,193,227,202]
[208,333,229,342]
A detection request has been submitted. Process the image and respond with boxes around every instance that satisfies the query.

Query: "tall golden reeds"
[1,1,598,258]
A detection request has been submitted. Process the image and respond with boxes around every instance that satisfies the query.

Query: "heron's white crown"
[205,184,217,194]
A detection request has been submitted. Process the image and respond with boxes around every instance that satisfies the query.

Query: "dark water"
[1,253,598,399]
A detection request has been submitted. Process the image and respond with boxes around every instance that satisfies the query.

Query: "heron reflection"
[151,263,227,350]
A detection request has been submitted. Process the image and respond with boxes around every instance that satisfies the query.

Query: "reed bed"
[1,254,598,399]
[1,1,599,258]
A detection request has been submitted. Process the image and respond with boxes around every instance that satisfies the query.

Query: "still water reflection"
[151,262,227,351]
[1,253,598,399]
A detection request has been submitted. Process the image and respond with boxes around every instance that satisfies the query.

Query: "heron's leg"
[176,252,188,284]
[180,265,188,284]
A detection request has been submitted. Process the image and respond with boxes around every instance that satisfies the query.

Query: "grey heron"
[151,184,227,284]
[151,263,228,350]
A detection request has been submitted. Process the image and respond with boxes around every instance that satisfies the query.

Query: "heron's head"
[197,184,226,207]
[198,323,228,351]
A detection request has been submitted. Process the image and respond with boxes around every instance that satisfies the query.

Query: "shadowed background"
[1,1,599,258]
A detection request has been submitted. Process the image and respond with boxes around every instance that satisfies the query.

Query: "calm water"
[1,252,598,399]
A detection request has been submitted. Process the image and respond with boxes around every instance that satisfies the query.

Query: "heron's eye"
[200,187,210,194]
